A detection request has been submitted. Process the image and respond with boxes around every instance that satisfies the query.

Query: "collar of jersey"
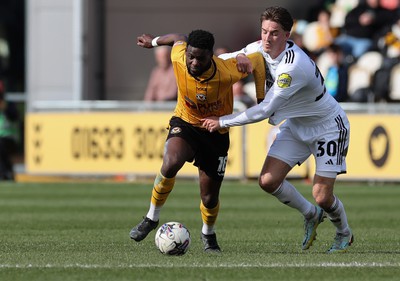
[265,41,294,66]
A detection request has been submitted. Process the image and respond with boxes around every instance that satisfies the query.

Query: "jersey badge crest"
[277,73,292,88]
[170,127,182,134]
[196,94,207,102]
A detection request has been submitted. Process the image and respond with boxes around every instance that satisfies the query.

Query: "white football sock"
[327,196,350,235]
[146,203,162,221]
[272,180,315,218]
[201,223,215,235]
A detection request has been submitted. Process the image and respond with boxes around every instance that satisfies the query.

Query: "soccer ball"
[155,222,191,255]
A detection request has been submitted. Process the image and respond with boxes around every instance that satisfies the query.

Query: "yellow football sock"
[150,172,175,207]
[200,200,220,227]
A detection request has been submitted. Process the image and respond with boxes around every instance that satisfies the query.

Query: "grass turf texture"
[1,180,399,280]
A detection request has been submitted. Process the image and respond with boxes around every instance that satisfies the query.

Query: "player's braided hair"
[261,6,294,32]
[187,30,215,52]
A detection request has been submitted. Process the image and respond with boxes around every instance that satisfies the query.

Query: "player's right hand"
[236,54,253,73]
[201,116,221,133]
[137,34,154,48]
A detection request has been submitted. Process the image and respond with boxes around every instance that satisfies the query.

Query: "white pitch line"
[0,262,399,269]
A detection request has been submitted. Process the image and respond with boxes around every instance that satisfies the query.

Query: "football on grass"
[155,222,191,255]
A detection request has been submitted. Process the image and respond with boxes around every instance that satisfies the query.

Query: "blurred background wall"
[22,0,317,107]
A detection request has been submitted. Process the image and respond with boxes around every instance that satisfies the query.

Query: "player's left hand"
[201,116,221,132]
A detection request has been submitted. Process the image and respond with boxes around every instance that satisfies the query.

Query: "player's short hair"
[261,6,294,32]
[187,30,215,52]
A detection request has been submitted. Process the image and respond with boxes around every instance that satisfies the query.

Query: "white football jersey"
[219,40,345,126]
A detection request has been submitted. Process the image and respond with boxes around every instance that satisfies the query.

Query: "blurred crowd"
[143,0,400,105]
[238,0,400,104]
[289,0,400,103]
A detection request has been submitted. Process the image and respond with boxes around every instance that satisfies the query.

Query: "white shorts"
[268,113,350,177]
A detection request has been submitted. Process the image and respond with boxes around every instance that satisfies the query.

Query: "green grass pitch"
[1,179,399,280]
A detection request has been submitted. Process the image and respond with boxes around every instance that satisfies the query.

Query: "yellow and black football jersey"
[170,41,265,133]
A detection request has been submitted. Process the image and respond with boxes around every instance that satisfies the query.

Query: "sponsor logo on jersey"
[197,100,223,115]
[170,127,182,134]
[277,73,292,88]
[184,96,197,109]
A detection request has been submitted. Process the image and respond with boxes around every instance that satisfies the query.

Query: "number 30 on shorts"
[316,141,338,157]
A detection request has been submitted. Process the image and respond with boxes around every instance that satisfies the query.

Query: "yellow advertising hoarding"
[342,114,400,180]
[25,112,244,177]
[25,112,400,180]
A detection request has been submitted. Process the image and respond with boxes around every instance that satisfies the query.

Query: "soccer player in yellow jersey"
[130,30,266,252]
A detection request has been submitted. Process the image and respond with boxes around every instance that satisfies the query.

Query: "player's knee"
[313,191,333,209]
[313,178,335,208]
[258,174,279,193]
[162,154,184,177]
[201,195,218,209]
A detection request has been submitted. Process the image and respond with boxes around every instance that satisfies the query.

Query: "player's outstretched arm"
[137,33,187,48]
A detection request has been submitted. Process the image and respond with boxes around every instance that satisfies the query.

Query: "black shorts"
[167,117,230,182]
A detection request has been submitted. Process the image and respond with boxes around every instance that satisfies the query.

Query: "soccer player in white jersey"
[202,6,353,253]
